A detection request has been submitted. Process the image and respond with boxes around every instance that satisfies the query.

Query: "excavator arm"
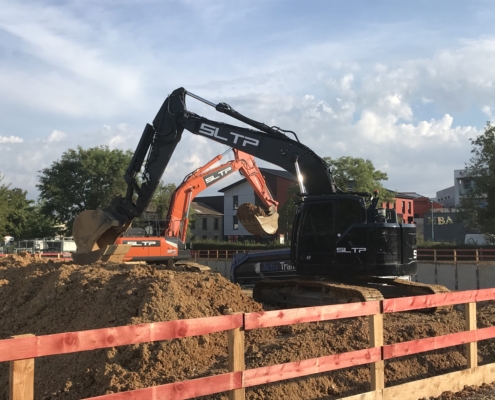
[72,87,336,264]
[163,148,279,242]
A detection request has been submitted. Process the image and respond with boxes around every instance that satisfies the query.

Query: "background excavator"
[72,87,448,306]
[114,148,278,263]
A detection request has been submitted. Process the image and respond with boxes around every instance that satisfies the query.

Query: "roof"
[259,167,296,181]
[191,202,223,216]
[397,192,427,199]
[219,167,296,192]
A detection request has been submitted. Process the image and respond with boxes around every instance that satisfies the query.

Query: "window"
[408,202,411,214]
[233,196,239,210]
[202,235,207,240]
[214,235,219,241]
[299,201,334,253]
[214,218,219,230]
[401,201,405,214]
[233,216,239,230]
[202,218,207,230]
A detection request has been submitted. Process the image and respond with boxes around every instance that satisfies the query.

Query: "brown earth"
[1,253,495,400]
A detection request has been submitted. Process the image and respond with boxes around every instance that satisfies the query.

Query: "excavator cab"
[291,195,417,279]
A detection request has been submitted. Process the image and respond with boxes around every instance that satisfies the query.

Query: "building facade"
[382,193,415,224]
[436,169,475,208]
[189,202,224,241]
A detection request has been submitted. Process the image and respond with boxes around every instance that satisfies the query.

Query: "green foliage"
[37,146,133,230]
[0,173,58,239]
[22,203,62,238]
[324,156,395,203]
[458,122,495,236]
[0,174,9,236]
[191,239,287,250]
[278,183,299,237]
[151,182,177,219]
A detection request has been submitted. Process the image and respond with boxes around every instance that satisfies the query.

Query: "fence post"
[369,308,384,391]
[433,249,437,263]
[475,249,479,263]
[228,314,245,400]
[9,334,34,400]
[453,249,457,263]
[465,302,478,369]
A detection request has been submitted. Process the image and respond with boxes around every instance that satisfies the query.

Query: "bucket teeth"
[71,245,132,265]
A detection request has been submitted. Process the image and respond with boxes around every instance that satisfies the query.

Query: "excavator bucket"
[71,210,132,264]
[236,203,279,235]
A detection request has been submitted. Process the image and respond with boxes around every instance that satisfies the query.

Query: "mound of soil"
[1,254,495,400]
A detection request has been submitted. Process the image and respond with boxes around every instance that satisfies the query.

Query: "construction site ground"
[1,254,495,400]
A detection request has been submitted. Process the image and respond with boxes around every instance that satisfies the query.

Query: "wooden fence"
[192,248,495,262]
[191,249,254,260]
[4,289,495,400]
[418,248,495,263]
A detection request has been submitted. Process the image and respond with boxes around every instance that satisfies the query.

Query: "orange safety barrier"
[3,288,495,400]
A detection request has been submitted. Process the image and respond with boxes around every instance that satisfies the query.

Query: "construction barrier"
[192,248,495,262]
[418,248,495,263]
[3,288,495,400]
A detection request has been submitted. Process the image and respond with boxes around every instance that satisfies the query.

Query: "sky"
[1,0,495,200]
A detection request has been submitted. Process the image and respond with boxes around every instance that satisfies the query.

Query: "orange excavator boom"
[116,149,278,263]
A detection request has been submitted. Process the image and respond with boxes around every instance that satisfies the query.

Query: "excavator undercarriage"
[252,277,451,312]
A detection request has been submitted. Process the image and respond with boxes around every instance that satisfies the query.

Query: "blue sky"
[1,0,495,199]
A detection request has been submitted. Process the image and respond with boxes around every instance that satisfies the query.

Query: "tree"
[0,173,9,236]
[152,182,177,219]
[458,122,495,241]
[22,203,63,238]
[278,183,299,239]
[0,173,59,239]
[324,156,395,203]
[37,146,133,230]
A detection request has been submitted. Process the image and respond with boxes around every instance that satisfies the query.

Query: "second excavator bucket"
[236,203,279,235]
[71,210,131,265]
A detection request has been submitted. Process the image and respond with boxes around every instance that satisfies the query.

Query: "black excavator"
[72,87,448,305]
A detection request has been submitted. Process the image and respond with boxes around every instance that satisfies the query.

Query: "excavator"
[72,87,449,305]
[114,148,278,263]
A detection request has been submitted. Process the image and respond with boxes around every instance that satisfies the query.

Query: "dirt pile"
[1,254,495,400]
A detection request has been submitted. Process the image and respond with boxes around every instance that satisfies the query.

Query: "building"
[189,202,224,241]
[436,169,475,208]
[219,168,296,241]
[381,192,416,224]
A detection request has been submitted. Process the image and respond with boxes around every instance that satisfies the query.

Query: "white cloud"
[0,2,493,199]
[0,135,23,144]
[46,130,66,142]
[482,106,494,120]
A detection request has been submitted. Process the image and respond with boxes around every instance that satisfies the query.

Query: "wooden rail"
[191,249,255,260]
[418,248,495,263]
[191,248,495,262]
[4,289,495,400]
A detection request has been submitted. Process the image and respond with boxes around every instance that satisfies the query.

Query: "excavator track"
[253,279,384,307]
[253,278,451,313]
[368,277,452,312]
